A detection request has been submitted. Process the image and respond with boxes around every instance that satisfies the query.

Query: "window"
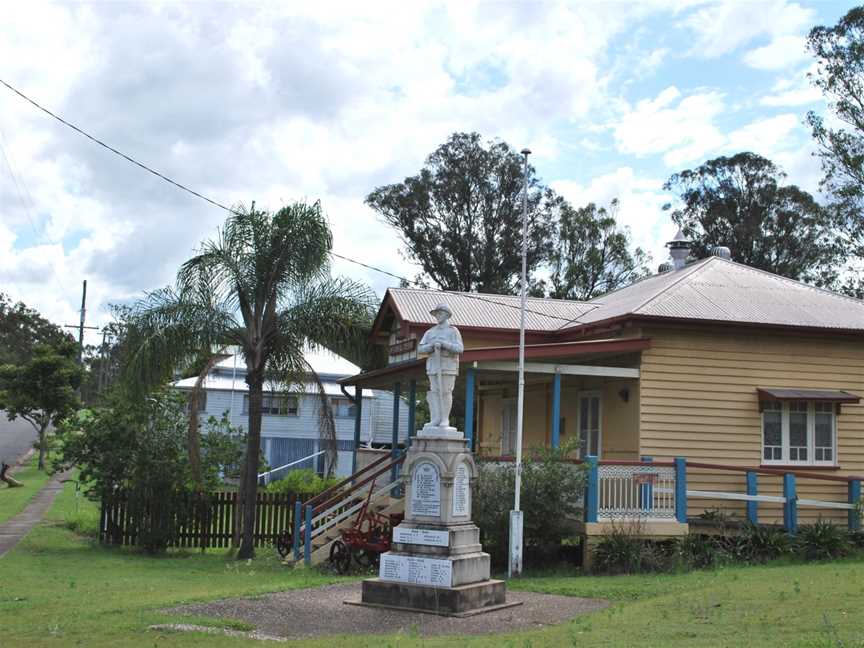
[578,392,601,458]
[761,400,836,466]
[243,394,298,416]
[332,397,357,418]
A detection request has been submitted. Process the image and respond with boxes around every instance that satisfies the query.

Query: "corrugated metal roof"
[571,256,864,331]
[757,388,861,402]
[385,257,864,335]
[173,374,361,397]
[213,347,360,377]
[386,288,594,331]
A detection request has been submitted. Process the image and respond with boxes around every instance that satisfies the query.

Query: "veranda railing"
[479,455,862,533]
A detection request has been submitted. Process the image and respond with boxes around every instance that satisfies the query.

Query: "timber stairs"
[284,451,406,567]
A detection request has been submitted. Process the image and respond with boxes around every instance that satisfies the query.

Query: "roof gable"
[383,287,593,332]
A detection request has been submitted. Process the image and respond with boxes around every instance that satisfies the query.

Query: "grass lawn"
[0,454,51,524]
[1,478,863,647]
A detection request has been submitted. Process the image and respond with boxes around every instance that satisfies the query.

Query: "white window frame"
[331,397,357,419]
[761,400,837,467]
[242,393,299,416]
[577,390,603,459]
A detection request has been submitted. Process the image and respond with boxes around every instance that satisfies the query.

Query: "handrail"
[258,450,326,483]
[305,451,393,509]
[479,455,862,483]
[312,453,406,517]
[687,461,863,484]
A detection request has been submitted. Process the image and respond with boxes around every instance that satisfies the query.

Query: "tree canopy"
[664,152,837,284]
[807,6,864,294]
[122,201,376,559]
[366,132,556,294]
[0,293,71,366]
[0,341,82,469]
[545,199,650,301]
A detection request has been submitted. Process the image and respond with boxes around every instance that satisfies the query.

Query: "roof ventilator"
[666,227,692,270]
[711,245,731,260]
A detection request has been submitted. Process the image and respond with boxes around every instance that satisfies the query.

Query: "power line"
[0,78,236,215]
[0,78,596,326]
[0,127,69,295]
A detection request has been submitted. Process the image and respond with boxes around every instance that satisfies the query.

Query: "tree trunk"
[37,422,48,471]
[232,457,246,549]
[0,463,24,488]
[237,372,263,560]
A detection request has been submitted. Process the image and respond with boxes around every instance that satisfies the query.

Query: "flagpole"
[509,147,531,578]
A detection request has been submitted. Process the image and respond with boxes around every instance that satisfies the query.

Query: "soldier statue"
[417,303,464,432]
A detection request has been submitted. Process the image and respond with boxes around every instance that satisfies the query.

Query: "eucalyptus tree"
[122,201,376,559]
[664,153,837,285]
[546,199,650,301]
[366,132,556,294]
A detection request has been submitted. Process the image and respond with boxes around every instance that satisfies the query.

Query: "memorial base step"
[358,578,516,616]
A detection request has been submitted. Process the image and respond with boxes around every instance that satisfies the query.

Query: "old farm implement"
[328,479,402,573]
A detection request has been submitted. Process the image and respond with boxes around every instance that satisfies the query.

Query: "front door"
[501,398,517,456]
[578,392,602,458]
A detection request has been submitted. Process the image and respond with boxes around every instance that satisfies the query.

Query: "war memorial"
[357,303,519,616]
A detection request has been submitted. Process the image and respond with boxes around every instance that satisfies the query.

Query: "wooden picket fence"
[99,490,298,549]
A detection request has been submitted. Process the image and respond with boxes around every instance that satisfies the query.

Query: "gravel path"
[164,582,608,640]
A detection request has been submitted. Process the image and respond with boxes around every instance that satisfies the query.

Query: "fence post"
[292,500,302,561]
[584,455,598,523]
[849,479,861,532]
[746,471,759,525]
[674,457,687,524]
[783,473,797,535]
[304,503,313,566]
[464,368,475,451]
[640,456,653,512]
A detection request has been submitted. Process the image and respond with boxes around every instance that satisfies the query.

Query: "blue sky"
[0,1,855,343]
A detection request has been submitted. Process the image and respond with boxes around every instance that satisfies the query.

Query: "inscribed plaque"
[452,462,470,517]
[410,461,441,517]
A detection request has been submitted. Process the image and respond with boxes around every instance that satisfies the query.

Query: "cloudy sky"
[0,0,852,345]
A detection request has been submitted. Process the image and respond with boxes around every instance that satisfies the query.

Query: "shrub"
[55,389,198,553]
[796,521,851,561]
[591,524,676,575]
[473,441,587,566]
[735,523,791,563]
[592,528,645,575]
[677,533,728,570]
[265,468,339,498]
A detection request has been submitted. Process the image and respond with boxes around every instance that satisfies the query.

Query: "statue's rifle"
[436,344,445,427]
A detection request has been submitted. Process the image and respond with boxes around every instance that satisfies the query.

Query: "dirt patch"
[162,582,608,640]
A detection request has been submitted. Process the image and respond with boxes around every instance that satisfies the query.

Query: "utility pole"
[78,279,87,364]
[62,280,99,401]
[509,148,531,578]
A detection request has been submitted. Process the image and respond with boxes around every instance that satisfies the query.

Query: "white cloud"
[552,167,675,266]
[725,114,801,154]
[0,1,648,339]
[760,66,823,107]
[743,35,810,70]
[682,1,815,58]
[612,87,726,167]
[0,0,839,342]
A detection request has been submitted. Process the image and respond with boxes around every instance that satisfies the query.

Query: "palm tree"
[122,201,376,559]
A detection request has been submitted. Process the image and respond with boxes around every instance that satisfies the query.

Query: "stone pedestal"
[358,431,518,616]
